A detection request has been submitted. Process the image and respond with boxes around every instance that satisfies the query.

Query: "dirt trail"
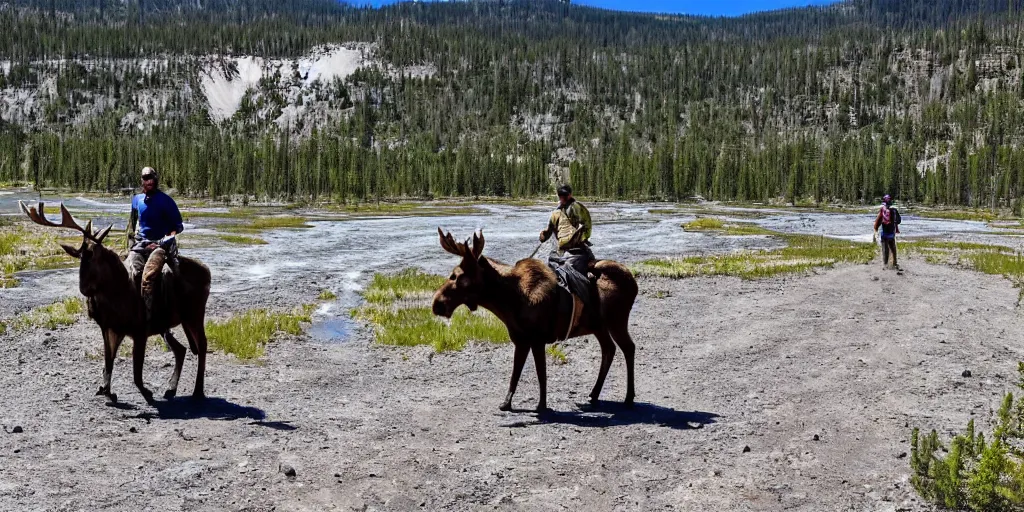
[1,255,1021,511]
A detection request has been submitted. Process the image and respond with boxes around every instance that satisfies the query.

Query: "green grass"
[915,209,999,222]
[682,217,775,236]
[318,289,337,300]
[0,225,81,288]
[218,215,312,233]
[205,305,315,360]
[547,344,568,365]
[362,268,446,305]
[634,233,875,280]
[10,297,84,331]
[683,217,725,231]
[354,305,508,352]
[352,268,509,352]
[219,234,268,245]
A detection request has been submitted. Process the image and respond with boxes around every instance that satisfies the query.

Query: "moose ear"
[60,244,82,259]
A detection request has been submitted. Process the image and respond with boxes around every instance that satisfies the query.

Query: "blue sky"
[356,0,840,17]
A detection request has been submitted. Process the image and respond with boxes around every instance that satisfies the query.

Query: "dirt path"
[1,256,1021,511]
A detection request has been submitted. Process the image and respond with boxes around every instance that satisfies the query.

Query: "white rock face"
[199,45,367,122]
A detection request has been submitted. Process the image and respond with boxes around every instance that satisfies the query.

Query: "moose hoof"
[139,388,155,404]
[190,392,206,402]
[536,404,551,414]
[498,401,512,412]
[95,386,107,396]
[163,389,177,400]
[624,396,635,408]
[106,393,118,404]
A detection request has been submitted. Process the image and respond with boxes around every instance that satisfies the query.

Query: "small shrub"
[547,344,568,364]
[911,362,1024,510]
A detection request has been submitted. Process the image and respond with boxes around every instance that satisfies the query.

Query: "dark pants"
[548,246,595,308]
[882,237,897,268]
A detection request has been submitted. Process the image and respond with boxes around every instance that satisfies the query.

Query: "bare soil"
[2,255,1021,511]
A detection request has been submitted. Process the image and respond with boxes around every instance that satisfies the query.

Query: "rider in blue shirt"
[126,167,183,322]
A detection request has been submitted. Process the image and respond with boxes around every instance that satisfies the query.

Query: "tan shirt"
[543,200,592,251]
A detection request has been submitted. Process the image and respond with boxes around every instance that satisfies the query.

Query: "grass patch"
[634,233,874,280]
[318,289,338,300]
[354,305,508,352]
[362,268,446,305]
[0,224,80,288]
[10,297,84,331]
[683,217,725,231]
[916,209,999,222]
[218,215,312,233]
[903,240,1024,285]
[547,344,568,365]
[682,217,775,236]
[219,234,268,245]
[206,305,315,360]
[352,268,509,352]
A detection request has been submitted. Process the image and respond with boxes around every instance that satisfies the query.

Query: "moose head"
[19,201,120,297]
[432,228,487,319]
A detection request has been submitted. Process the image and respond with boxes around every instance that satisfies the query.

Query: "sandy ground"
[1,254,1022,511]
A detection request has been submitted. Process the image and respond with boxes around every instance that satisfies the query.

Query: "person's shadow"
[115,396,296,431]
[500,401,719,430]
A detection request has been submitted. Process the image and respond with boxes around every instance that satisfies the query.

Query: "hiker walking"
[873,194,901,270]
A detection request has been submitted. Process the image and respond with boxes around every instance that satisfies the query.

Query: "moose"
[432,228,638,412]
[20,201,211,403]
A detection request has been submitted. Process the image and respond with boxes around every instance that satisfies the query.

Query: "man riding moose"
[126,166,183,322]
[539,184,594,338]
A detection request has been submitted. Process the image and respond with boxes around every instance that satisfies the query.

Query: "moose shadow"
[117,397,296,430]
[500,401,719,430]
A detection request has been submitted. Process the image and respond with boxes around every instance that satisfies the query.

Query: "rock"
[11,426,23,434]
[897,452,907,459]
[129,427,138,433]
[962,370,973,378]
[871,276,879,281]
[280,464,297,478]
[742,445,751,453]
[813,434,820,441]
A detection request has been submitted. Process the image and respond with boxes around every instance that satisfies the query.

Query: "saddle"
[553,262,600,341]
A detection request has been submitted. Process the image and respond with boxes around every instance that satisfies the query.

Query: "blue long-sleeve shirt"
[132,190,184,241]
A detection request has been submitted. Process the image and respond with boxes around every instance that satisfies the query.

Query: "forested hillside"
[2,0,1024,206]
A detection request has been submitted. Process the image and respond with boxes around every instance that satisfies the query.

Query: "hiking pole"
[528,240,545,259]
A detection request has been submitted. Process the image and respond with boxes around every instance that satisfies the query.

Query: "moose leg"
[590,330,617,403]
[531,342,550,413]
[499,341,530,411]
[131,334,154,403]
[183,321,208,400]
[162,331,187,400]
[610,325,636,406]
[97,328,124,402]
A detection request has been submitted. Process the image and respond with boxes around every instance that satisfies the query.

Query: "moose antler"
[19,201,113,243]
[437,228,485,259]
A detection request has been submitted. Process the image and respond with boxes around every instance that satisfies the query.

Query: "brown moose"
[432,228,638,412]
[20,201,211,403]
